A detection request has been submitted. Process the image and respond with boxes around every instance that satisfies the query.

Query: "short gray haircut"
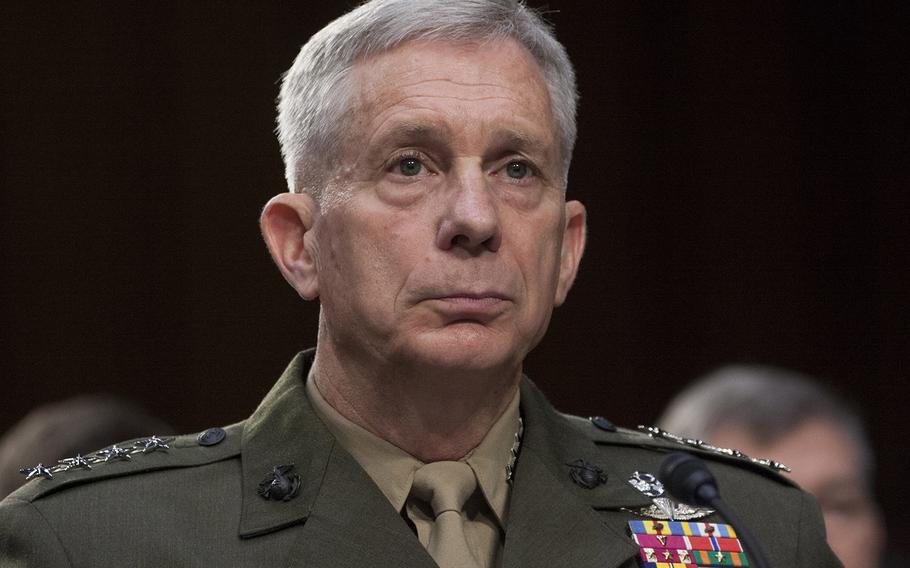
[277,0,578,201]
[657,365,875,481]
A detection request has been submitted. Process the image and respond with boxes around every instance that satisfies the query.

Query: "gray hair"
[657,365,875,481]
[277,0,578,202]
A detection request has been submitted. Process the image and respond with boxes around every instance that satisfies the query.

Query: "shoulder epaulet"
[11,422,244,503]
[561,413,796,486]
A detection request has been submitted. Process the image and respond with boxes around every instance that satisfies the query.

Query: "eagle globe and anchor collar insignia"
[566,459,608,489]
[257,464,301,501]
[624,471,713,521]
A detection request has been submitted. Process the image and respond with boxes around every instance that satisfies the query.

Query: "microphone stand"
[659,452,771,568]
[698,493,771,568]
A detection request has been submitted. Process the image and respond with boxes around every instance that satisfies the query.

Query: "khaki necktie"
[410,461,481,568]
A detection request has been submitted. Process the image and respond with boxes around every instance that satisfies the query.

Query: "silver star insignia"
[19,463,54,480]
[97,445,132,462]
[58,454,92,471]
[134,435,173,454]
[637,425,791,472]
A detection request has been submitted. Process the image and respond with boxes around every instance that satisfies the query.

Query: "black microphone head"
[658,451,720,507]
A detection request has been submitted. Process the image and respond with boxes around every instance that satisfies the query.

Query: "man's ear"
[260,192,320,300]
[554,199,587,306]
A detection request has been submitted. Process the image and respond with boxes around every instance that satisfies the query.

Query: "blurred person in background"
[0,394,173,499]
[658,365,886,568]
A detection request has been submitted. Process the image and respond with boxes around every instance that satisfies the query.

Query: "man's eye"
[398,157,423,176]
[505,161,529,179]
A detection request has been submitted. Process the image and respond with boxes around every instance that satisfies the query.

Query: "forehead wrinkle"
[368,91,534,115]
[400,86,536,107]
[381,88,557,151]
[399,77,521,90]
[365,72,543,106]
[365,94,550,137]
[372,120,453,150]
[488,129,546,153]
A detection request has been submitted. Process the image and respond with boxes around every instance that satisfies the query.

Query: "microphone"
[659,452,771,568]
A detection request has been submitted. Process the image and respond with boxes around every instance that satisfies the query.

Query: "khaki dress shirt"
[306,366,520,568]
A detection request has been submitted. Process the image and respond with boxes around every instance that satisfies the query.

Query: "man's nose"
[435,168,502,253]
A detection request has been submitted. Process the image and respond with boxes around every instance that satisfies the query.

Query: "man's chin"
[402,324,522,374]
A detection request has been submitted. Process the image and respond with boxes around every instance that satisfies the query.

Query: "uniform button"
[589,415,617,432]
[197,427,226,446]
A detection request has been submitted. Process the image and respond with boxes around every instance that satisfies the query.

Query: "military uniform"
[0,350,841,567]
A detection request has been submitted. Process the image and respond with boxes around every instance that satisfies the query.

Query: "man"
[658,365,886,568]
[0,1,840,566]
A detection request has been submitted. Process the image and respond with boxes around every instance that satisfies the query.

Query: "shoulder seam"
[26,498,76,568]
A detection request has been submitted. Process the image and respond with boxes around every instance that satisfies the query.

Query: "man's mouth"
[425,293,511,320]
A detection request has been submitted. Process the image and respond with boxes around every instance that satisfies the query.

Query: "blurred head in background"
[658,365,885,568]
[0,394,173,498]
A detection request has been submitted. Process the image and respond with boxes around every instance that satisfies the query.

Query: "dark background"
[2,1,907,549]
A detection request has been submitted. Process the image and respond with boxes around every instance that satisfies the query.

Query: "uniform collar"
[304,361,521,527]
[239,349,329,538]
[240,349,427,559]
[501,379,643,568]
[238,350,642,568]
[516,378,654,510]
[463,388,521,526]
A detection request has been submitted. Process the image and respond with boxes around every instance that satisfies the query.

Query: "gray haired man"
[1,2,840,566]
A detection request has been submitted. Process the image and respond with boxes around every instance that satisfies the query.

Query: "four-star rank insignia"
[624,471,714,521]
[629,520,750,567]
[19,435,177,483]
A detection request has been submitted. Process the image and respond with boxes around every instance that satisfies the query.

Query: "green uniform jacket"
[0,350,841,567]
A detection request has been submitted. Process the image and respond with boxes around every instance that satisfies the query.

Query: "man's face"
[708,420,884,568]
[307,38,584,373]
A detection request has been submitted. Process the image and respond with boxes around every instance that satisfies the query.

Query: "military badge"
[19,463,54,481]
[133,435,171,453]
[505,417,524,484]
[97,444,133,462]
[567,459,607,489]
[18,435,176,483]
[57,454,93,471]
[258,464,301,501]
[624,471,713,521]
[629,520,750,567]
[638,425,790,473]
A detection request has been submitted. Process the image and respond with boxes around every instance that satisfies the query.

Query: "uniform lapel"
[504,448,640,568]
[289,443,434,568]
[239,351,327,538]
[503,379,643,568]
[238,351,434,567]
